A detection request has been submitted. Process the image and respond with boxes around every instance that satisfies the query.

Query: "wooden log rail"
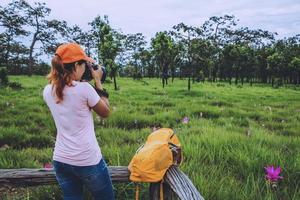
[0,166,204,200]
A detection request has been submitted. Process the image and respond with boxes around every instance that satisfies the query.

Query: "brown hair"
[47,55,85,103]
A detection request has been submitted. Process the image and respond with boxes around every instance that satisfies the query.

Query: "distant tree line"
[0,0,299,90]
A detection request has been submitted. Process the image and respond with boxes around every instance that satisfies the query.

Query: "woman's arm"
[90,66,110,118]
[92,97,110,118]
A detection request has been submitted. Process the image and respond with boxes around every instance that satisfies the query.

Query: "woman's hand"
[88,63,104,90]
[89,63,103,82]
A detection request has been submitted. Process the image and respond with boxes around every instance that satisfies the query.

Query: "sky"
[1,0,300,42]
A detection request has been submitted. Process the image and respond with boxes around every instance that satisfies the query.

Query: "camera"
[81,62,106,83]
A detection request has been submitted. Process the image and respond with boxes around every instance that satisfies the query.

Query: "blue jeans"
[53,159,114,200]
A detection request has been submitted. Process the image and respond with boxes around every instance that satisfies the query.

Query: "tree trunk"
[235,70,239,85]
[188,76,191,91]
[135,65,138,79]
[179,67,182,79]
[192,71,195,83]
[113,74,117,90]
[28,32,39,76]
[4,38,12,68]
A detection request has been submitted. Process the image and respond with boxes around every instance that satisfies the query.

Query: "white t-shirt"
[43,81,102,166]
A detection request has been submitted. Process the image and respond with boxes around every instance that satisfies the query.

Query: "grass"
[0,76,300,199]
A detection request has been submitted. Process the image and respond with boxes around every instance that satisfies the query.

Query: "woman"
[43,43,114,200]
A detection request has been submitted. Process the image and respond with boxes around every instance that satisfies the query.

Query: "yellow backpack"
[128,128,182,199]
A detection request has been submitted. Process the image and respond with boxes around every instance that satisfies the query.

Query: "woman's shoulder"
[74,81,94,90]
[43,84,53,101]
[43,84,52,94]
[70,81,95,98]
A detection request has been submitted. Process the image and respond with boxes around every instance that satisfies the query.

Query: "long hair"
[47,55,85,103]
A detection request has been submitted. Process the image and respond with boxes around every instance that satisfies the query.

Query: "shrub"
[25,135,54,149]
[0,67,8,86]
[32,63,51,75]
[216,83,225,87]
[8,81,22,90]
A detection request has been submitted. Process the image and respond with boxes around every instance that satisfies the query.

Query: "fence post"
[149,181,176,200]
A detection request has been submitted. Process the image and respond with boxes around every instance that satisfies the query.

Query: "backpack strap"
[170,133,175,139]
[135,183,140,200]
[168,142,183,165]
[135,144,144,154]
[160,180,164,200]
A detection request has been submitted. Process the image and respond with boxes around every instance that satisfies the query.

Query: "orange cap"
[55,43,94,63]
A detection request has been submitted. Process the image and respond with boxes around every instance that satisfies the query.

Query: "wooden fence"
[0,165,204,200]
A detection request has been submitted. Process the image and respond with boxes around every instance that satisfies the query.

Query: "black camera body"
[81,62,106,83]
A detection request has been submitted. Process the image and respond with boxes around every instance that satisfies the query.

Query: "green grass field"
[1,76,300,200]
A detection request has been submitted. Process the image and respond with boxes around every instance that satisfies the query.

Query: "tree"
[0,1,28,67]
[189,38,215,83]
[92,15,122,90]
[267,52,284,87]
[220,45,235,84]
[229,27,275,46]
[169,42,183,82]
[255,46,272,83]
[65,25,95,58]
[288,57,300,85]
[202,14,238,46]
[6,42,29,74]
[172,23,202,90]
[139,49,154,78]
[201,15,239,82]
[151,32,174,88]
[19,0,67,75]
[124,33,146,78]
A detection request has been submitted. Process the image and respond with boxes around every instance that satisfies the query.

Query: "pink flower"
[151,126,159,132]
[265,165,283,182]
[43,163,53,170]
[182,116,189,124]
